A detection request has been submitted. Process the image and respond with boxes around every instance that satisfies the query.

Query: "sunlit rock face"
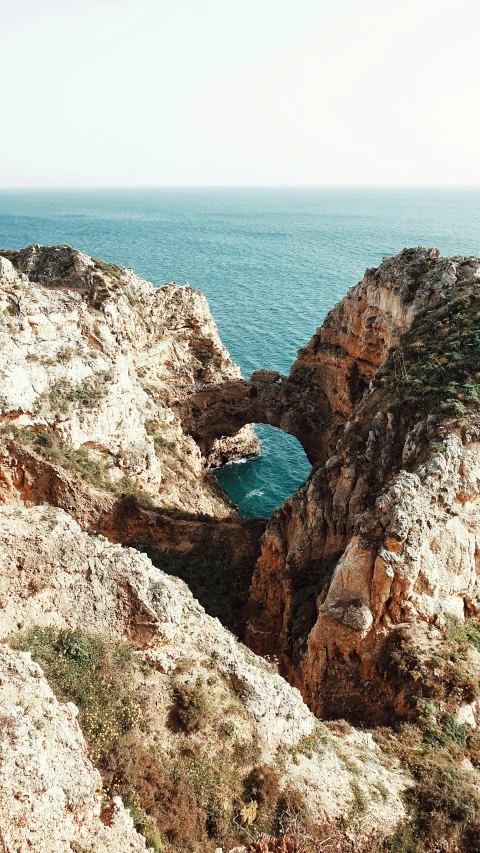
[0,244,258,517]
[0,642,147,853]
[3,242,480,849]
[0,503,409,849]
[245,248,480,723]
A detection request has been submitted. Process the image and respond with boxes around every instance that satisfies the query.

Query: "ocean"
[1,187,479,517]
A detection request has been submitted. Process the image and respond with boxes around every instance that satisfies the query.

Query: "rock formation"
[0,244,412,853]
[0,643,147,853]
[2,243,480,852]
[245,247,480,723]
[0,244,258,516]
[0,243,265,628]
[0,502,408,851]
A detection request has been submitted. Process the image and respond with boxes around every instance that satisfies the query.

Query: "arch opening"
[213,424,311,519]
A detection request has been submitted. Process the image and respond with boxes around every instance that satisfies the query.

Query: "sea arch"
[175,367,339,468]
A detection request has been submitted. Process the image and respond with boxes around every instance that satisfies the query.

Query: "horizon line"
[1,184,480,191]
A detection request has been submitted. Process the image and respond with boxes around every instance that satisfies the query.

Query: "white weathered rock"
[0,644,146,853]
[457,703,477,729]
[0,246,257,516]
[0,502,409,836]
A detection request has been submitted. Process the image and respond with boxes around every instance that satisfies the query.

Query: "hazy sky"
[1,0,479,187]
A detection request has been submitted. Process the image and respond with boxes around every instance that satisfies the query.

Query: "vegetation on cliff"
[138,543,256,635]
[382,280,480,418]
[12,626,320,853]
[4,246,480,852]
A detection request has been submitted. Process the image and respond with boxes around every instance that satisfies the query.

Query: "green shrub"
[11,627,142,766]
[409,753,480,831]
[5,301,20,317]
[445,613,480,653]
[145,419,177,454]
[122,792,164,852]
[57,345,74,363]
[92,257,125,284]
[32,373,114,417]
[10,627,171,852]
[173,677,210,733]
[221,720,236,738]
[443,714,469,746]
[383,283,480,418]
[384,824,425,853]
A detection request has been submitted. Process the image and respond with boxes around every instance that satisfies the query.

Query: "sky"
[1,0,479,187]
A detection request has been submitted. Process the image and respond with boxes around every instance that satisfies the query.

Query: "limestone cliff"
[0,244,265,632]
[0,245,411,853]
[245,247,480,725]
[0,244,258,517]
[3,243,480,852]
[0,504,408,851]
[0,643,147,853]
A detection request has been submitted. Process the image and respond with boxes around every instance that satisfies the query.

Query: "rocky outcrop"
[246,247,480,723]
[3,242,480,850]
[179,247,480,466]
[0,643,147,853]
[0,243,265,632]
[0,503,409,847]
[0,244,258,517]
[0,244,418,851]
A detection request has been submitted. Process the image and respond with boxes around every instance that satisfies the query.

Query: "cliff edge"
[2,244,480,852]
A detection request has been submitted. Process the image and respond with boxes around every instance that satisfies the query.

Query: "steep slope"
[0,504,408,851]
[0,244,264,634]
[177,248,479,465]
[0,244,414,852]
[0,643,147,853]
[245,248,480,724]
[0,244,258,516]
[3,243,480,852]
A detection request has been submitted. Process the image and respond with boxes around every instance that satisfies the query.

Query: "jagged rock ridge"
[0,244,413,853]
[0,244,258,516]
[3,244,480,851]
[243,247,480,724]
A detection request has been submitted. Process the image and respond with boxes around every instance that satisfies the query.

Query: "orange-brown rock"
[179,247,477,465]
[246,247,480,723]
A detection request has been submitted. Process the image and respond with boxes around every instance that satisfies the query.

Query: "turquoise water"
[1,188,480,517]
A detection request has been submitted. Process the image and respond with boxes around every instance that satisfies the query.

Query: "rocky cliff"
[0,243,266,632]
[0,245,412,853]
[245,248,480,721]
[2,243,480,852]
[0,504,408,852]
[0,243,258,515]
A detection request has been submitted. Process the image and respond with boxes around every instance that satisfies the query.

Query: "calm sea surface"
[1,188,479,517]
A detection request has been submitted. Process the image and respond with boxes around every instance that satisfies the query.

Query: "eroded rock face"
[0,244,258,517]
[0,643,147,853]
[179,247,480,466]
[3,242,480,847]
[0,503,409,842]
[245,248,480,722]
